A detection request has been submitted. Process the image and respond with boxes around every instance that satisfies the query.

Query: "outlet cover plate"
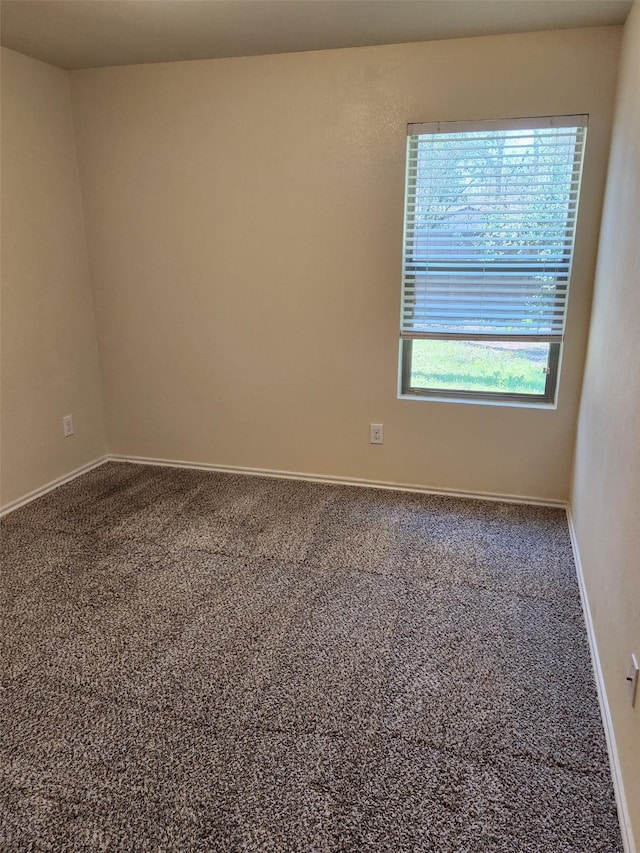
[370,423,383,445]
[628,653,639,707]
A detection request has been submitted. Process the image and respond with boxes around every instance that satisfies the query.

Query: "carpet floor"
[0,462,623,852]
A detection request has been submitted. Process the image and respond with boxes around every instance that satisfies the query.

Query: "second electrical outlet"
[370,423,384,444]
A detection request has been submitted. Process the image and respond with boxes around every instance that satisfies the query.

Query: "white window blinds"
[400,116,587,342]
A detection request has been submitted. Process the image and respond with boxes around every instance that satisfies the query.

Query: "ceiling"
[0,0,633,71]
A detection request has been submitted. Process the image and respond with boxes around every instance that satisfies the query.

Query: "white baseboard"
[0,456,109,518]
[109,453,566,508]
[566,509,636,853]
[0,451,566,518]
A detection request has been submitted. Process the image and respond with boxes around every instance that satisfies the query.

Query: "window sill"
[397,393,558,410]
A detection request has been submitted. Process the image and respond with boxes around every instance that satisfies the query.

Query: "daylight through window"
[399,116,587,404]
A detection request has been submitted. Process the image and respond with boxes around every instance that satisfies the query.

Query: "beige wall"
[571,3,640,846]
[68,27,620,502]
[1,48,106,508]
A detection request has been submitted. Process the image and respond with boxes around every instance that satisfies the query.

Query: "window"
[399,116,587,404]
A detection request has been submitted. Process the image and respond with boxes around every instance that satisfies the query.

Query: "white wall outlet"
[62,414,74,437]
[370,423,384,445]
[627,653,639,707]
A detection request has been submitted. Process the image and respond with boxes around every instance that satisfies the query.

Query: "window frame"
[398,115,587,407]
[400,339,561,405]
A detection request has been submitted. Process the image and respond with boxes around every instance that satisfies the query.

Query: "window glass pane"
[407,340,550,396]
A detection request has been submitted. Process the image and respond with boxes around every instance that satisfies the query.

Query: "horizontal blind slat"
[408,115,588,135]
[401,331,564,343]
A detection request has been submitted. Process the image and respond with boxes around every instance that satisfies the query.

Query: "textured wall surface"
[1,48,106,508]
[571,3,640,846]
[69,27,620,501]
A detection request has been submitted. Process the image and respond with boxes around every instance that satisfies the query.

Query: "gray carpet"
[0,461,623,852]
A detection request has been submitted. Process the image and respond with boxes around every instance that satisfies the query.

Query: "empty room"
[1,0,639,850]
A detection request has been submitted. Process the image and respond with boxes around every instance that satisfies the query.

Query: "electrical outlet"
[62,415,74,437]
[370,423,384,445]
[627,653,639,707]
